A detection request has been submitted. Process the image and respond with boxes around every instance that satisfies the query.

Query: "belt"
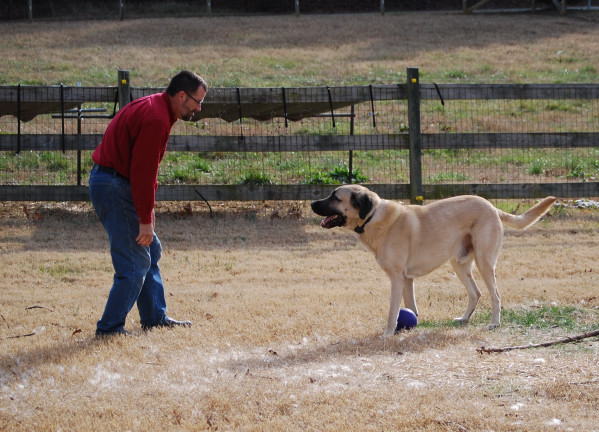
[94,164,127,179]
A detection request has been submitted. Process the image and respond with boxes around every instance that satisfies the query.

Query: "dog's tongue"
[321,215,337,228]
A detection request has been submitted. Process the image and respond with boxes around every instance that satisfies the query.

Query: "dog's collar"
[354,211,375,234]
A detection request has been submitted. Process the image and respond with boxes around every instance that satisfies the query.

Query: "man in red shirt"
[89,70,207,336]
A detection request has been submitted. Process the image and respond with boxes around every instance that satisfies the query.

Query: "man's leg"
[90,167,150,334]
[138,234,191,330]
[137,234,167,327]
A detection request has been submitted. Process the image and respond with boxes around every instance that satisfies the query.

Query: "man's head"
[166,70,208,121]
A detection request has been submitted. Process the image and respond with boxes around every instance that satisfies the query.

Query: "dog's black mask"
[310,194,347,229]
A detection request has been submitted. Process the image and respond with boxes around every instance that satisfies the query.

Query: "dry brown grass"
[1,11,598,86]
[1,201,598,431]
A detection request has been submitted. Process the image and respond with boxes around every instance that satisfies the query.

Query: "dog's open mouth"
[320,214,346,229]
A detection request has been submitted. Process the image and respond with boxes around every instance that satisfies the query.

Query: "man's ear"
[350,192,373,220]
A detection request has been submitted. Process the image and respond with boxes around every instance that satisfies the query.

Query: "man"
[89,70,207,336]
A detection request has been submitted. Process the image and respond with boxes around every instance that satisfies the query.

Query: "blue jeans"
[89,164,167,332]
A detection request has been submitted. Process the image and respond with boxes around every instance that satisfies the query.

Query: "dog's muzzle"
[311,200,346,229]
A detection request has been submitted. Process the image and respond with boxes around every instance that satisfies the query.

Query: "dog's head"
[310,185,378,231]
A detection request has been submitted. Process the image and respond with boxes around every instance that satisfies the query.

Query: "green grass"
[39,259,83,278]
[444,69,469,80]
[424,148,599,181]
[240,170,273,185]
[302,164,369,185]
[159,153,213,183]
[419,306,598,333]
[474,305,599,332]
[500,306,579,330]
[425,172,471,183]
[39,152,69,172]
[528,158,550,175]
[566,157,599,180]
[1,146,598,187]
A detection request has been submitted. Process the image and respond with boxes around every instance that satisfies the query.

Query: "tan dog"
[311,185,556,338]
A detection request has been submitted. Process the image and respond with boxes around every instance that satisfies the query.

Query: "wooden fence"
[11,0,598,21]
[0,68,598,203]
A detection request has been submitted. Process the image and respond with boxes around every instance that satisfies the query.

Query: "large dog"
[311,185,556,337]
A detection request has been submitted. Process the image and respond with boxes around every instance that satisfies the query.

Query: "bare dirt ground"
[1,200,598,431]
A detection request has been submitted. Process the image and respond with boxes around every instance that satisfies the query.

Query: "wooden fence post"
[118,69,131,109]
[207,0,212,15]
[119,0,125,20]
[407,67,423,204]
[380,0,385,15]
[27,0,33,21]
[295,0,300,16]
[16,84,21,154]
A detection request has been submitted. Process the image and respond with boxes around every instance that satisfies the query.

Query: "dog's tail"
[498,196,556,230]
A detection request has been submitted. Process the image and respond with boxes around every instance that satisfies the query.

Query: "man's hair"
[166,71,208,97]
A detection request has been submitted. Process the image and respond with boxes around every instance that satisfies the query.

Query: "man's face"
[180,88,206,121]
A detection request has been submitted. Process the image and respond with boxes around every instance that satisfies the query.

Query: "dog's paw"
[381,330,396,338]
[487,322,500,330]
[452,317,469,326]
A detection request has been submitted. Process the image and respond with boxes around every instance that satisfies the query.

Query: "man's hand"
[136,210,155,247]
[136,223,154,247]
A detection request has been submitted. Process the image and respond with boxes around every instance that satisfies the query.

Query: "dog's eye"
[331,193,342,202]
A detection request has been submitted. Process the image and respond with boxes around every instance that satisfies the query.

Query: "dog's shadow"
[226,328,474,373]
[0,336,118,380]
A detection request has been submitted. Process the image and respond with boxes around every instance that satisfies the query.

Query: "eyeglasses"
[184,91,204,106]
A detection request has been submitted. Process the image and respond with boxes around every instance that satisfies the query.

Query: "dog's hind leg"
[470,224,502,330]
[476,255,501,330]
[403,278,418,316]
[450,258,481,326]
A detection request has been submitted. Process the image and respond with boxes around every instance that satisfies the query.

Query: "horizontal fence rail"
[0,68,598,203]
[6,0,597,21]
[2,132,598,153]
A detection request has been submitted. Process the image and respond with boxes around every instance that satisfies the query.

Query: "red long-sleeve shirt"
[92,92,177,224]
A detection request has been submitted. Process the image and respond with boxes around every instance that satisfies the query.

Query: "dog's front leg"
[382,275,405,338]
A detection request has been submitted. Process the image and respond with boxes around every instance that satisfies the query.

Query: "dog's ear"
[350,191,373,220]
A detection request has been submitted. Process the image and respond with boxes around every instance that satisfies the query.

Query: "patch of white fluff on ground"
[511,402,525,411]
[88,364,122,389]
[547,418,562,426]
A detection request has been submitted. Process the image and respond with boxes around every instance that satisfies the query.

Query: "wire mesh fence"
[0,75,598,203]
[160,87,407,187]
[418,85,599,201]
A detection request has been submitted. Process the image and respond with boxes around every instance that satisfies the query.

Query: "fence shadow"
[1,200,594,253]
[0,201,323,252]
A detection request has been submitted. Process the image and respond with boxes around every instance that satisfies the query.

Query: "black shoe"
[142,315,192,331]
[95,328,131,337]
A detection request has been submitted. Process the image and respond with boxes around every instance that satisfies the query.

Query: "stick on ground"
[477,329,599,354]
